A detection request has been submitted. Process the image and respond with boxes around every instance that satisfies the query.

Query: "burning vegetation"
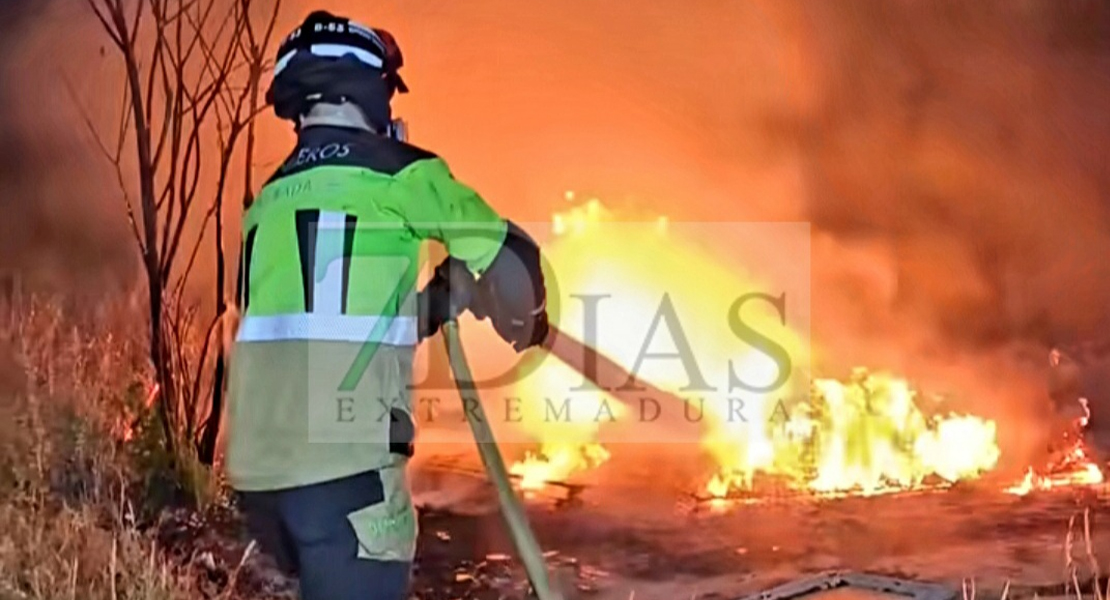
[3,1,1110,598]
[704,370,1002,500]
[504,195,1106,505]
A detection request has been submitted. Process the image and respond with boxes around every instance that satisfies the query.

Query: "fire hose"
[441,321,566,600]
[438,317,693,600]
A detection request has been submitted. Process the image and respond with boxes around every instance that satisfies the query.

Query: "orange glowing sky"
[4,1,1110,468]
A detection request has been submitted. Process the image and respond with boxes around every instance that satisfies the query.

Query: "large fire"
[504,194,1106,502]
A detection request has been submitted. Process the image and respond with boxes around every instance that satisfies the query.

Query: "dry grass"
[0,501,195,600]
[5,291,1110,600]
[0,293,209,600]
[1067,508,1106,600]
[959,506,1108,600]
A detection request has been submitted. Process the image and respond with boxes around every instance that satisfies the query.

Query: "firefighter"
[225,11,549,600]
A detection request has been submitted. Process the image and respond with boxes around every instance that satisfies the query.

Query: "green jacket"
[226,124,507,492]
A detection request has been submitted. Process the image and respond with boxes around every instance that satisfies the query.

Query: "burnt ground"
[155,444,1110,600]
[405,445,1110,600]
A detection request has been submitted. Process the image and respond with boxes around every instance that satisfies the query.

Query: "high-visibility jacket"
[226,124,507,496]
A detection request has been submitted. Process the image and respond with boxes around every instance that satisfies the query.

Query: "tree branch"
[61,72,147,256]
[84,0,286,464]
[85,0,126,50]
[127,0,145,49]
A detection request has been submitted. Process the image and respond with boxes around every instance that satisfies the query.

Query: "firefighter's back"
[228,125,439,492]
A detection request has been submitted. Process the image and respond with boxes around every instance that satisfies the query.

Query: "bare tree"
[80,0,281,463]
[194,0,282,465]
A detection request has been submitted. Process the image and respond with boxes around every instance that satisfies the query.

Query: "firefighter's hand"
[417,257,476,341]
[471,222,550,353]
[478,287,549,352]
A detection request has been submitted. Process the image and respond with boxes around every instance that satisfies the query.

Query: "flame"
[511,194,817,492]
[509,269,625,489]
[1005,459,1104,496]
[704,368,1001,498]
[1005,397,1105,495]
[511,195,713,489]
[510,444,611,492]
[507,194,1101,501]
[506,350,620,491]
[114,383,160,443]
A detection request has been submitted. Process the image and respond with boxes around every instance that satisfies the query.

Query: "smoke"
[301,0,1109,464]
[0,0,134,296]
[793,1,1110,461]
[277,0,1109,347]
[800,2,1110,347]
[6,0,1110,462]
[0,0,41,287]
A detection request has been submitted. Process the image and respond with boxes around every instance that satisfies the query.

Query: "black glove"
[474,221,550,352]
[417,257,476,341]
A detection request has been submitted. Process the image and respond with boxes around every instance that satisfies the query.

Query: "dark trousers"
[237,470,412,600]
